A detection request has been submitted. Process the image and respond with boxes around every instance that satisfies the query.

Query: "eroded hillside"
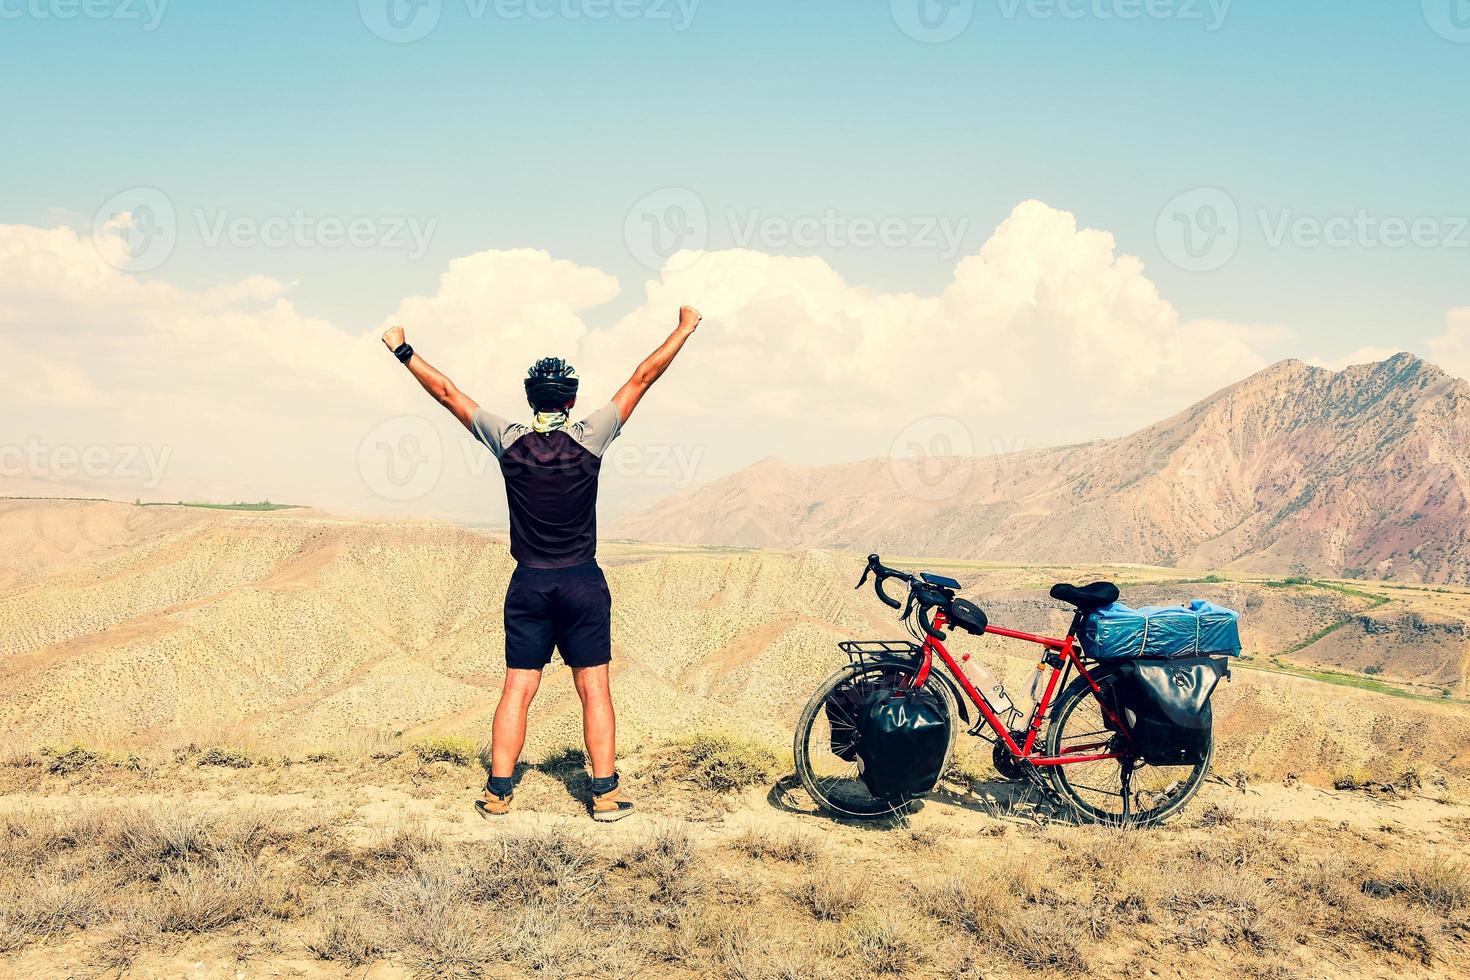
[2,499,1468,788]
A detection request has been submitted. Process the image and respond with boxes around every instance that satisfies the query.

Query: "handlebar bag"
[1107,656,1230,766]
[1081,600,1242,661]
[854,689,950,801]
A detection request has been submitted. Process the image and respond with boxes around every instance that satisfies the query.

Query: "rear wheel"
[1043,672,1211,827]
[793,661,959,819]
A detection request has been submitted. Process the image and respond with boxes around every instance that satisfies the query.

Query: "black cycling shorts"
[503,562,612,671]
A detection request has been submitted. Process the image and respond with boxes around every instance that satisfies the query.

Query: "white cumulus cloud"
[5,202,1303,517]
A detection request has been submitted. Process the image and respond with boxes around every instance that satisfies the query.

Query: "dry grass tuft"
[195,746,255,768]
[409,735,477,767]
[1364,854,1470,916]
[620,822,705,908]
[307,906,386,966]
[0,868,106,952]
[789,861,868,921]
[842,909,932,976]
[729,824,824,863]
[649,733,783,793]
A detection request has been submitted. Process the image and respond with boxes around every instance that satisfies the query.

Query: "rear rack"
[837,639,921,666]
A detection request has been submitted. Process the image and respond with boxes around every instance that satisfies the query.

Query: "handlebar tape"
[918,602,947,641]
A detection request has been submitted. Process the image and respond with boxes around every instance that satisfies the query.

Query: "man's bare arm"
[611,306,701,424]
[381,326,479,430]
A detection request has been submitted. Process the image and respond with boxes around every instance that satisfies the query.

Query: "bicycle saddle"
[948,597,988,636]
[1049,581,1120,611]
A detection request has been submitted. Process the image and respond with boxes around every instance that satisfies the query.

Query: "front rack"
[837,639,921,667]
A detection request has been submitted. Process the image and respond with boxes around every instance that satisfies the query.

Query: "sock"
[590,772,619,796]
[487,775,514,798]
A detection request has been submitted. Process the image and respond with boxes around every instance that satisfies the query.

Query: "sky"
[3,1,1468,522]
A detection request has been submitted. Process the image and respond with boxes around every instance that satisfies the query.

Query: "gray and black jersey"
[471,402,622,569]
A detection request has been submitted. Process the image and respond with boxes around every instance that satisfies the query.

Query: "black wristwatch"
[393,343,414,364]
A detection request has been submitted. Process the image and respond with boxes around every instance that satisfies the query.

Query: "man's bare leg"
[571,664,616,779]
[491,668,543,781]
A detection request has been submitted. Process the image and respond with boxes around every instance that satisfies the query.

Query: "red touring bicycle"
[793,555,1214,826]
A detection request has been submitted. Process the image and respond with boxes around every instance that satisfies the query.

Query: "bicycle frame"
[911,610,1124,766]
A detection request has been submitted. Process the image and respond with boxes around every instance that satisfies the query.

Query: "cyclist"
[381,305,703,821]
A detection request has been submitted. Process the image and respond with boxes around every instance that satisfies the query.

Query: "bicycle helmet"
[524,357,580,410]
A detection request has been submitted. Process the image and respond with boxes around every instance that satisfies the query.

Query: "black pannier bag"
[854,689,950,800]
[1109,657,1230,766]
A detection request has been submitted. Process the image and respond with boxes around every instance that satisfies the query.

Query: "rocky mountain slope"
[1,499,1467,785]
[612,354,1470,584]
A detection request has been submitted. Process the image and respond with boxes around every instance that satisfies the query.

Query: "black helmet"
[524,357,580,410]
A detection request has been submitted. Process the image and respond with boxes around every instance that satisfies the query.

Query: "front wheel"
[1043,671,1212,827]
[793,661,959,819]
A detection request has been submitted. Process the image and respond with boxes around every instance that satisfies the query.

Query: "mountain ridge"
[612,354,1470,584]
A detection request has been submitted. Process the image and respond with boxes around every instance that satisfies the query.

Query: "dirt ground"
[2,742,1467,980]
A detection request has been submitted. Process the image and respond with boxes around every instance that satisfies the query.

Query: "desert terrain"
[1,497,1468,978]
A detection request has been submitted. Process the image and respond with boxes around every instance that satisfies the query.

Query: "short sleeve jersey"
[470,402,623,568]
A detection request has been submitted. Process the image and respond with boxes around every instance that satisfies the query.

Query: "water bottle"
[957,654,1014,715]
[1027,662,1049,707]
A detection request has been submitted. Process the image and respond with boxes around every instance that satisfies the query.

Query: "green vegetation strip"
[1235,660,1463,705]
[139,501,302,511]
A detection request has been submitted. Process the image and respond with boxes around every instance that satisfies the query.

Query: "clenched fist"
[678,306,702,331]
[382,325,406,351]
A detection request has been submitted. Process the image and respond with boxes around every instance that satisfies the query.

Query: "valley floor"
[2,741,1467,980]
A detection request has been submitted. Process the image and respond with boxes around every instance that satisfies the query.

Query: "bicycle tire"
[1042,671,1212,827]
[793,661,959,819]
